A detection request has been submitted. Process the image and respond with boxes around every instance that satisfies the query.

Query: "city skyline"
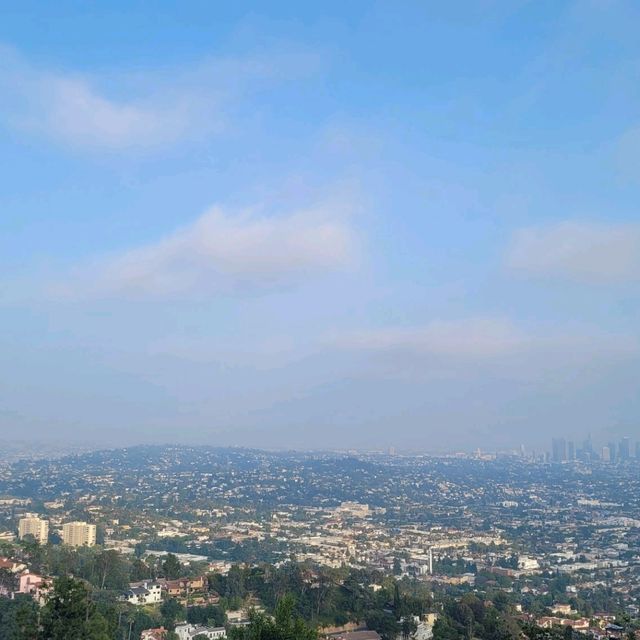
[550,434,639,464]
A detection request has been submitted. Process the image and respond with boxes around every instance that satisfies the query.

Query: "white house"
[121,582,162,605]
[175,623,226,639]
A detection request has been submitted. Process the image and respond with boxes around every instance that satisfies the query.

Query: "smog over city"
[1,3,640,640]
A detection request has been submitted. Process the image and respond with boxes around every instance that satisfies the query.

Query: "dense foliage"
[433,594,521,640]
[228,596,317,640]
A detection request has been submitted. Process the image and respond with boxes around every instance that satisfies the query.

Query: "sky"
[2,1,640,452]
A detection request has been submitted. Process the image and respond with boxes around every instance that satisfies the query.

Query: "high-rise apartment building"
[551,438,567,463]
[567,441,575,461]
[619,437,630,461]
[580,435,593,461]
[62,521,96,547]
[602,446,611,463]
[18,515,49,545]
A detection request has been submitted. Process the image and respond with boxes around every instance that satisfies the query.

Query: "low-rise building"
[18,572,46,595]
[174,623,226,639]
[0,557,26,574]
[141,628,167,640]
[121,582,162,605]
[331,632,382,640]
[164,576,207,598]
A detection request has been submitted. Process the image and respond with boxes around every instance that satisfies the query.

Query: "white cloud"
[53,200,358,299]
[0,46,211,149]
[31,76,195,149]
[0,44,317,150]
[506,221,640,283]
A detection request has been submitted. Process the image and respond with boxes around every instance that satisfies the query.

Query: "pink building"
[18,572,50,603]
[18,572,45,595]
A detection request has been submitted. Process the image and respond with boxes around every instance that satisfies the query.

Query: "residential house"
[18,572,46,595]
[174,623,226,639]
[121,582,162,605]
[141,628,167,640]
[164,576,207,597]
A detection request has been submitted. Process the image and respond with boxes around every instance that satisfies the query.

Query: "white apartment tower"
[18,515,49,545]
[62,521,97,547]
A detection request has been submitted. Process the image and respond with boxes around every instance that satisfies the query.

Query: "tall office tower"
[62,521,97,547]
[636,441,640,459]
[552,438,567,463]
[619,437,630,461]
[608,442,617,464]
[567,441,575,461]
[583,435,593,456]
[602,446,611,463]
[18,515,49,545]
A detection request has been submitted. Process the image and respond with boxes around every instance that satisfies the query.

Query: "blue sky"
[2,1,640,451]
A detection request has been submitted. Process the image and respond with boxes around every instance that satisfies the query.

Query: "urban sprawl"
[0,442,639,640]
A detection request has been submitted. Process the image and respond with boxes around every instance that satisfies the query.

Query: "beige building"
[62,521,97,547]
[18,516,49,545]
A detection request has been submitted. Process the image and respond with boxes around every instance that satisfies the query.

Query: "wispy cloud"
[506,221,640,283]
[53,199,358,299]
[23,76,198,150]
[335,318,526,358]
[0,44,318,150]
[333,316,638,360]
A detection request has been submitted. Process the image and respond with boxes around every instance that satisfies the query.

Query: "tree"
[18,538,44,573]
[366,610,400,640]
[228,595,317,640]
[402,616,418,640]
[15,596,40,640]
[492,591,510,613]
[0,568,18,594]
[162,553,182,580]
[95,549,129,590]
[130,556,151,582]
[85,612,112,640]
[120,608,163,640]
[161,597,184,630]
[227,564,246,600]
[274,595,316,639]
[187,604,225,627]
[41,576,99,640]
[0,594,39,640]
